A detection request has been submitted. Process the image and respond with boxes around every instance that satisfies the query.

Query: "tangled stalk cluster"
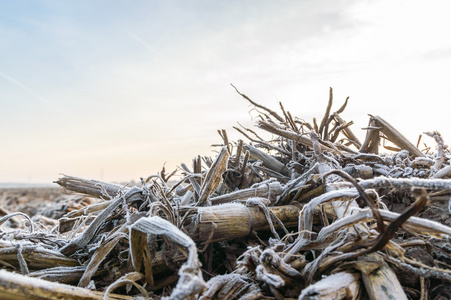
[1,87,451,300]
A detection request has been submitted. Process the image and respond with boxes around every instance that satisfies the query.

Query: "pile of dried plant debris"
[1,86,451,300]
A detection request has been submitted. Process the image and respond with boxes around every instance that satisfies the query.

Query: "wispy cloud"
[0,70,64,111]
[125,30,167,59]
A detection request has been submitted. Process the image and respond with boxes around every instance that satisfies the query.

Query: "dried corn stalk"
[1,86,451,299]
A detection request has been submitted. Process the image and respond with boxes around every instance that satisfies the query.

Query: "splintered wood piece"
[0,246,79,269]
[78,229,128,288]
[197,146,230,206]
[199,274,258,300]
[360,254,408,300]
[358,177,451,192]
[55,176,125,199]
[298,271,361,300]
[244,144,290,176]
[257,119,349,156]
[370,115,424,157]
[129,228,154,287]
[63,202,111,218]
[360,117,381,154]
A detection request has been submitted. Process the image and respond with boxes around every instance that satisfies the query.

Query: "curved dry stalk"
[103,272,147,300]
[323,169,385,233]
[283,188,360,262]
[0,212,34,233]
[231,83,284,123]
[131,216,206,299]
[425,131,447,172]
[318,87,334,140]
[362,188,428,254]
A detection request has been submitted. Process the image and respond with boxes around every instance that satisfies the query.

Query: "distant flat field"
[0,186,65,214]
[0,183,59,189]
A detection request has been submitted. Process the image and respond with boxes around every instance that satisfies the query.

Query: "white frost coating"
[199,202,247,212]
[255,264,285,288]
[298,272,359,300]
[378,209,451,237]
[317,207,451,241]
[131,215,195,249]
[196,202,249,222]
[359,177,451,191]
[180,189,194,206]
[432,165,451,179]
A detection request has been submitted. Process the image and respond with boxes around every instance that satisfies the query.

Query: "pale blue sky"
[1,0,451,183]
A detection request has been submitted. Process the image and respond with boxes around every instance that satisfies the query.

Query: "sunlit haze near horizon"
[1,0,451,184]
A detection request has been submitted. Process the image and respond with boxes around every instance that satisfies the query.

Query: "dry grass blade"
[197,146,230,206]
[129,228,154,286]
[78,229,128,288]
